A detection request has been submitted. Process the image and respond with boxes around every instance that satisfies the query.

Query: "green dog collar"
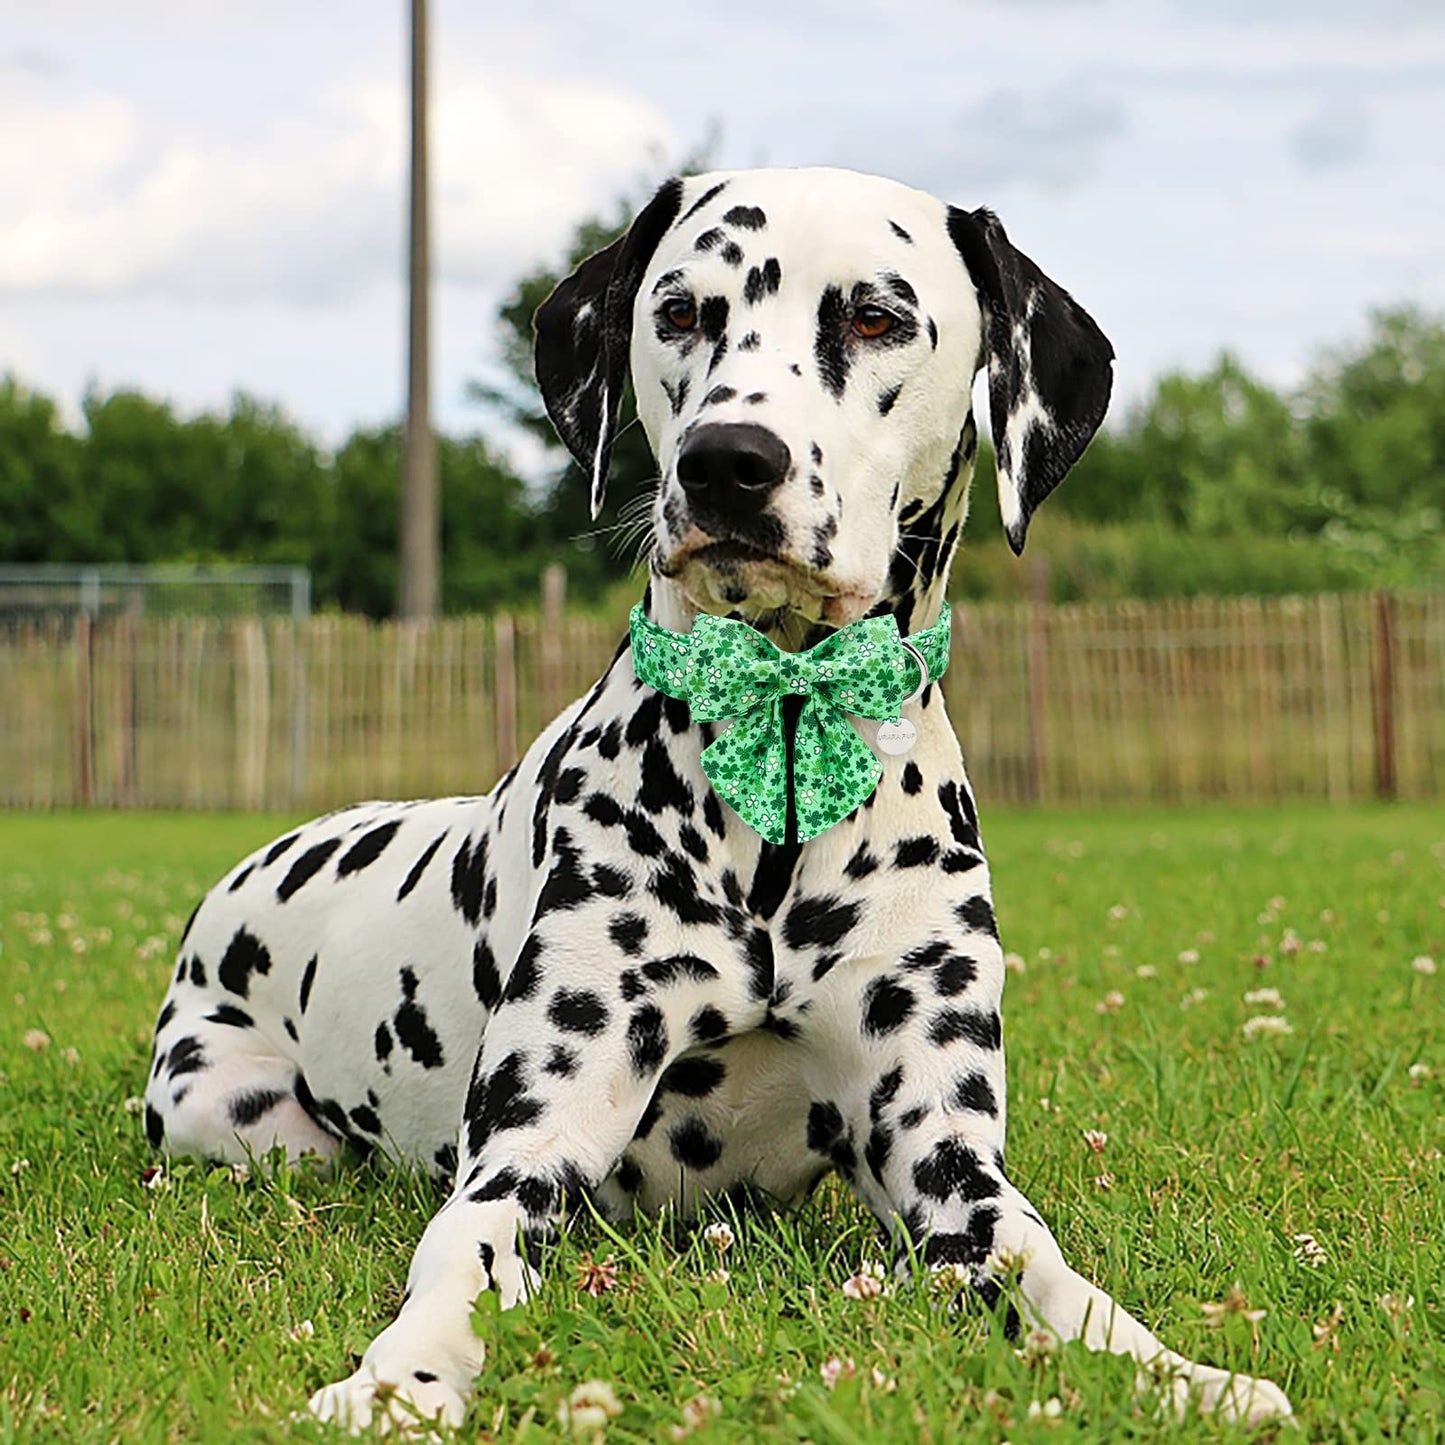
[630,603,951,844]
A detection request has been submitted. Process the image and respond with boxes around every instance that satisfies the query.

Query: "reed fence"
[2,592,1441,812]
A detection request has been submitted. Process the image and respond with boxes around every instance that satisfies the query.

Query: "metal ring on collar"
[900,639,930,707]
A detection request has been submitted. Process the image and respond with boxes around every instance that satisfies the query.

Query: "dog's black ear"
[947,207,1114,554]
[534,178,685,519]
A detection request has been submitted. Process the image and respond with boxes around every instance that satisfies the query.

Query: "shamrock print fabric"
[630,603,951,845]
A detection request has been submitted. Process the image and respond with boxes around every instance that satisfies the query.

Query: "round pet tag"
[875,718,917,756]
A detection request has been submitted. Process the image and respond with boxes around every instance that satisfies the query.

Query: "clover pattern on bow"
[629,605,934,844]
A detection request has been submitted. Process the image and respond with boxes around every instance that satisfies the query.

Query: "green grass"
[1,805,1442,1443]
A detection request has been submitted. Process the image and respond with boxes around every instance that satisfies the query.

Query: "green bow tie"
[629,603,951,844]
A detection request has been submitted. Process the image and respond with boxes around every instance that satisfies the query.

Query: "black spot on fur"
[263,832,300,867]
[743,258,781,305]
[337,819,400,877]
[548,988,611,1037]
[472,939,502,1009]
[166,1035,206,1079]
[913,1138,999,1203]
[889,220,913,243]
[721,240,744,266]
[628,1005,669,1076]
[815,285,850,399]
[806,1100,844,1153]
[188,956,206,987]
[702,792,726,839]
[937,781,980,850]
[669,1118,724,1170]
[639,741,694,816]
[659,1054,727,1098]
[450,835,489,926]
[681,180,728,222]
[218,927,272,999]
[737,330,761,351]
[695,227,727,252]
[144,1103,165,1146]
[953,1072,998,1115]
[504,935,544,1003]
[900,762,924,796]
[375,1021,393,1062]
[544,1044,579,1078]
[955,895,998,938]
[609,912,648,957]
[723,204,766,230]
[936,954,978,995]
[276,839,341,901]
[870,1067,904,1119]
[702,384,737,408]
[397,833,447,901]
[228,863,254,893]
[649,856,721,926]
[690,1006,728,1043]
[783,895,860,950]
[863,976,916,1037]
[207,1003,253,1029]
[895,835,940,869]
[394,967,445,1069]
[465,1052,542,1155]
[929,1007,1002,1050]
[878,384,902,416]
[298,954,318,1013]
[229,1088,286,1128]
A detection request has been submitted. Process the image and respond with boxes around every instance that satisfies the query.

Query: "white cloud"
[0,70,675,303]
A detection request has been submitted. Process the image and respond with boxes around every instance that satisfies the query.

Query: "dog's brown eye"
[851,305,895,339]
[662,298,697,332]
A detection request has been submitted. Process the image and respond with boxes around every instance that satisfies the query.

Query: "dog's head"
[536,167,1112,634]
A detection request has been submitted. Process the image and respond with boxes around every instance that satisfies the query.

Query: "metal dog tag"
[875,718,917,756]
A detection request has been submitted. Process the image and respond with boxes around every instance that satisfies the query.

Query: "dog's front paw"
[1148,1361,1293,1425]
[308,1366,466,1436]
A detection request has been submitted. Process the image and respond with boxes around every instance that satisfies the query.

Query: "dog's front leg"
[807,936,1293,1426]
[309,919,751,1434]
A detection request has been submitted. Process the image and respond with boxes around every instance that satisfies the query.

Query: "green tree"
[0,377,84,561]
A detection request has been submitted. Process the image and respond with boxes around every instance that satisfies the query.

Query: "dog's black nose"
[676,423,791,516]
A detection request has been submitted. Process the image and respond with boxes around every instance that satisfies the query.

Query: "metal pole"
[399,0,439,619]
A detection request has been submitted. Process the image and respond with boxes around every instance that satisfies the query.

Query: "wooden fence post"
[74,612,95,806]
[1025,556,1050,805]
[494,614,518,772]
[1371,589,1397,801]
[540,564,567,724]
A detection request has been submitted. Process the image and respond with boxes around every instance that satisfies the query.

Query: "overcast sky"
[3,0,1443,462]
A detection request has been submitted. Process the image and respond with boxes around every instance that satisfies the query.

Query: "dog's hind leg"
[145,998,342,1167]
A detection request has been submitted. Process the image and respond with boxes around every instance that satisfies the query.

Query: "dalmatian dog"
[143,167,1292,1431]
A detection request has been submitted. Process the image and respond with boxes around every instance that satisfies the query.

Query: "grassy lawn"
[1,804,1442,1443]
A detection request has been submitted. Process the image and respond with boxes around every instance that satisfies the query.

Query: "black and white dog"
[144,168,1292,1430]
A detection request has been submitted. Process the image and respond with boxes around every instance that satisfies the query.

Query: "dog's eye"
[851,305,896,339]
[661,298,698,332]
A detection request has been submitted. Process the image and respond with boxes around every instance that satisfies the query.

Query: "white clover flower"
[1280,929,1302,956]
[842,1260,886,1300]
[122,1095,145,1115]
[1135,965,1157,979]
[1180,987,1210,1010]
[1243,1014,1294,1040]
[1003,951,1027,975]
[1377,1293,1414,1320]
[1027,1397,1064,1420]
[22,1029,50,1052]
[1243,987,1285,1009]
[1108,905,1129,922]
[1083,1129,1108,1155]
[558,1380,623,1436]
[703,1221,734,1253]
[1095,990,1125,1014]
[1291,1233,1327,1267]
[287,1318,315,1342]
[1408,1063,1432,1082]
[10,1157,30,1177]
[1412,955,1438,976]
[1178,948,1200,964]
[1307,939,1328,954]
[819,1356,856,1390]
